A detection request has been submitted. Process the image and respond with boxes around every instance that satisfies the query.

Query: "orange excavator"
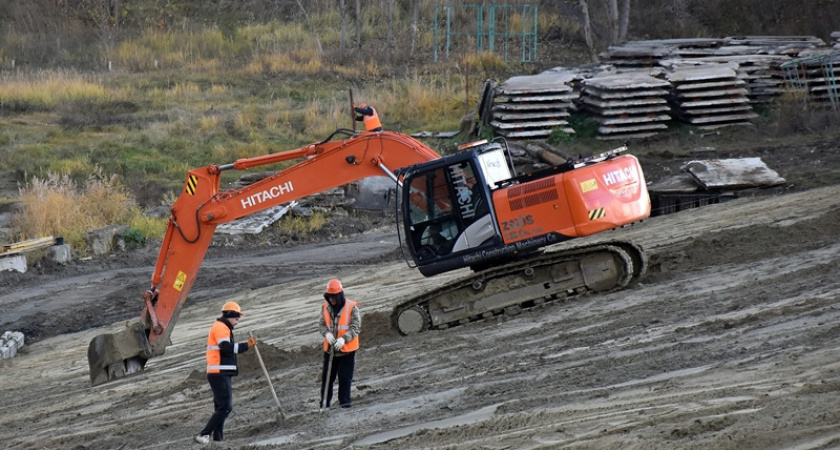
[87,127,650,386]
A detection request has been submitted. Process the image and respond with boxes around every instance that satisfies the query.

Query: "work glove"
[333,337,345,351]
[325,332,336,345]
[247,336,257,348]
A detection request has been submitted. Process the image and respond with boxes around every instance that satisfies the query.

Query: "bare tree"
[579,0,599,62]
[355,0,362,51]
[339,0,347,55]
[607,0,620,43]
[606,0,631,44]
[410,0,420,55]
[293,0,323,57]
[619,0,631,42]
[386,0,394,58]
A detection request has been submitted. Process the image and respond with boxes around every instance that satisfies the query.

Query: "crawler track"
[392,241,647,335]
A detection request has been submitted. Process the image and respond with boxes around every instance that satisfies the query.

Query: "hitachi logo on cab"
[240,181,294,209]
[602,166,637,186]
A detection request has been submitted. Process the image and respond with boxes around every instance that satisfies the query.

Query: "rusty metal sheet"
[681,158,785,189]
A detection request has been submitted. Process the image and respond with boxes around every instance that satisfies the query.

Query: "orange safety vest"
[205,320,243,374]
[362,108,382,131]
[323,300,360,352]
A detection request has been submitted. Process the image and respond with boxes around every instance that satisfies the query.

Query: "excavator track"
[392,241,647,335]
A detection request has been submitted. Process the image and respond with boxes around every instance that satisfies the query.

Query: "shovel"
[250,331,286,424]
[320,347,334,413]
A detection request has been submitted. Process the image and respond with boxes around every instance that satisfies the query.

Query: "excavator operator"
[353,103,382,132]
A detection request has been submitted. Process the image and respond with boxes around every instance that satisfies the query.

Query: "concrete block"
[0,254,27,273]
[85,225,129,256]
[46,244,72,264]
[9,331,24,347]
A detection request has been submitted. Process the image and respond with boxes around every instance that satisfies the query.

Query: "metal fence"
[434,3,538,63]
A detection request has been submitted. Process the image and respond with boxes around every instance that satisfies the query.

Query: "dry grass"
[273,211,327,238]
[12,169,140,254]
[0,70,111,107]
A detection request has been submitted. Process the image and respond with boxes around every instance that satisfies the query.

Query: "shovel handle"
[250,331,286,419]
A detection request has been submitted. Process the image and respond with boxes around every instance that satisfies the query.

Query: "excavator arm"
[87,130,440,386]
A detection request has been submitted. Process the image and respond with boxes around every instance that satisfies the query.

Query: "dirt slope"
[2,176,840,449]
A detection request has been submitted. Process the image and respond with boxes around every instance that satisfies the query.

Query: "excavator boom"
[87,130,440,386]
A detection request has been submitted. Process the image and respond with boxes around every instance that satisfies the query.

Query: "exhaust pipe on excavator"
[87,321,154,386]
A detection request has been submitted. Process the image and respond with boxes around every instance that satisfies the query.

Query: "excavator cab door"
[402,143,511,276]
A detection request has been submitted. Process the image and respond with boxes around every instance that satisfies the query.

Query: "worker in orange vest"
[195,301,256,445]
[354,103,382,132]
[319,278,361,409]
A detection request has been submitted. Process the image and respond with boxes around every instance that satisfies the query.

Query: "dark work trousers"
[321,351,356,408]
[200,374,233,441]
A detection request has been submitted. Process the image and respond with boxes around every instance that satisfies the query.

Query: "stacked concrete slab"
[661,55,790,104]
[606,36,828,105]
[579,71,671,140]
[1,331,24,360]
[662,62,758,129]
[490,69,579,139]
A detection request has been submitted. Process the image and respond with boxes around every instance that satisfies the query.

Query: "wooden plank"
[0,236,56,256]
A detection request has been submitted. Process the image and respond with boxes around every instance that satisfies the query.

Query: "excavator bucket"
[87,321,153,386]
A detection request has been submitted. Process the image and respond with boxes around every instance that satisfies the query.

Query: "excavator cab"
[402,141,513,276]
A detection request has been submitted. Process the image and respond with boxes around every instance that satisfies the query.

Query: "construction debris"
[647,157,786,215]
[1,331,24,360]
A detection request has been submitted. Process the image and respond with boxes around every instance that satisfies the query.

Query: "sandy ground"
[3,137,840,449]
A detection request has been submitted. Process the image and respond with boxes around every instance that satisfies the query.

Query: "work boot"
[195,435,211,445]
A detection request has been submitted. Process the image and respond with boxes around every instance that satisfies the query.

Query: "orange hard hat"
[221,301,243,316]
[325,279,343,294]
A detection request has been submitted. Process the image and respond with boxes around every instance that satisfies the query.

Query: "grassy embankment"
[0,18,520,253]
